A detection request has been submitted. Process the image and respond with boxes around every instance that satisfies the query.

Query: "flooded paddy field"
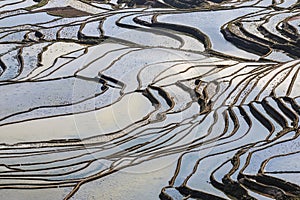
[0,0,300,199]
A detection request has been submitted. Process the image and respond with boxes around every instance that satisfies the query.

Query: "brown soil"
[40,6,91,18]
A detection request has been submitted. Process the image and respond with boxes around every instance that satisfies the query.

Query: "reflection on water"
[0,0,300,199]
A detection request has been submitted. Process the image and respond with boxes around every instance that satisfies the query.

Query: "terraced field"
[0,0,299,199]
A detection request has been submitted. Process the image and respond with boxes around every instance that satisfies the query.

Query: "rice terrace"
[0,0,299,199]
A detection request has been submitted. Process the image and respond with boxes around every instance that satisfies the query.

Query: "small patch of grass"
[25,0,49,11]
